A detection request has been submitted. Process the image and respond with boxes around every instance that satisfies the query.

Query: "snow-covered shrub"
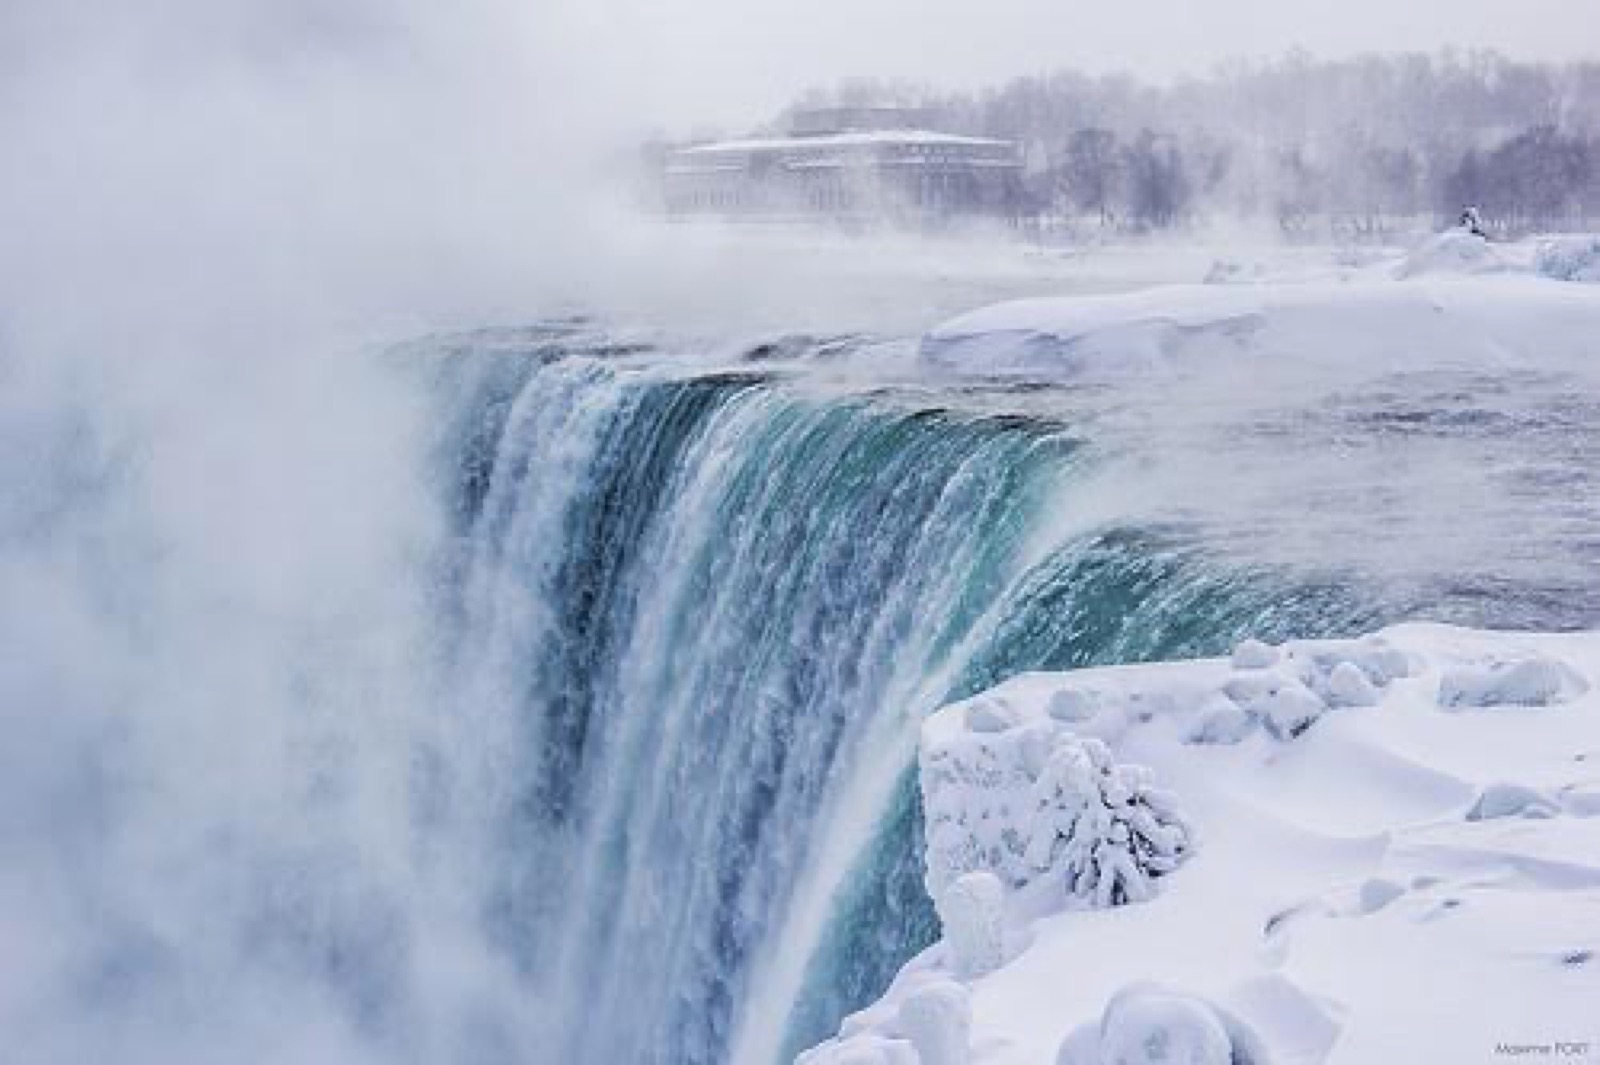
[1027,739,1191,907]
[937,872,1005,979]
[898,981,972,1065]
[924,716,1191,910]
[1535,236,1600,282]
[1056,985,1269,1065]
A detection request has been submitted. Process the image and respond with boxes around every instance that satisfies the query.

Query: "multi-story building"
[663,107,1023,224]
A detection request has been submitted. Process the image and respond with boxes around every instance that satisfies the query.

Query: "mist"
[0,3,618,1061]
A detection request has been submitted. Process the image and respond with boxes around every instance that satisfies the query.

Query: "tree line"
[777,51,1600,235]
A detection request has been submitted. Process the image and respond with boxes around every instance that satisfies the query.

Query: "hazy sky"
[609,0,1600,126]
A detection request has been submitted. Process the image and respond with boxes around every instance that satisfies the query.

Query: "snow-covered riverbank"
[802,624,1600,1064]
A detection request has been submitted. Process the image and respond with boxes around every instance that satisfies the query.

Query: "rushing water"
[418,324,1585,1064]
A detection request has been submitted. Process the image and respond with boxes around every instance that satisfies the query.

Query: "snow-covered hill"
[801,624,1600,1064]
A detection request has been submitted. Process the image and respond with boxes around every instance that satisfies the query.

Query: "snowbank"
[920,254,1600,382]
[801,624,1600,1064]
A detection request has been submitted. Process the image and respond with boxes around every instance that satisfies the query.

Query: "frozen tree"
[1024,739,1191,907]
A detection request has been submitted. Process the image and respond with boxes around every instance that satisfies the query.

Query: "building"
[663,108,1023,224]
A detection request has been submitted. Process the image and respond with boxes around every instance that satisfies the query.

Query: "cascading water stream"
[423,333,1400,1065]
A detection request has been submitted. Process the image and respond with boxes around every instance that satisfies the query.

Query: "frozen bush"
[1026,739,1192,907]
[923,727,1192,909]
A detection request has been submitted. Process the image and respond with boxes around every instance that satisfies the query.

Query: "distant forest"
[774,51,1600,236]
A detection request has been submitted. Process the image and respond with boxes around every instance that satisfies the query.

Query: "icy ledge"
[800,624,1600,1065]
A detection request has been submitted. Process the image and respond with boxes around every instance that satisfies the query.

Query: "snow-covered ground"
[801,624,1600,1064]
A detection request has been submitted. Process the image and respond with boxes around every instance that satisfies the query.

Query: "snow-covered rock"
[803,624,1600,1065]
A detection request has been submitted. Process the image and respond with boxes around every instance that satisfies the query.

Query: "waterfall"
[428,335,1386,1064]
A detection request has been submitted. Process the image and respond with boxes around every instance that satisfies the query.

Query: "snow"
[800,624,1600,1064]
[1392,229,1516,279]
[1535,236,1600,283]
[919,239,1600,383]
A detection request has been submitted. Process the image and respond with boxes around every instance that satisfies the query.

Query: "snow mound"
[1437,653,1587,709]
[937,872,1006,980]
[1056,985,1269,1065]
[1393,229,1513,279]
[803,624,1600,1065]
[1535,235,1600,282]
